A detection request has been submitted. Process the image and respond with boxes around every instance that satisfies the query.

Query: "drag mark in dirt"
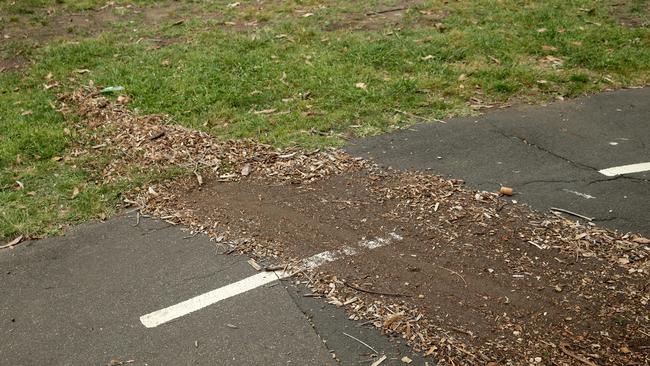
[140,233,402,328]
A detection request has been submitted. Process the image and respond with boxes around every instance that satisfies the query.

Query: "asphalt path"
[1,214,422,365]
[347,88,650,236]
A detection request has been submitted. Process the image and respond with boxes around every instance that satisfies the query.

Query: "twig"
[342,332,378,355]
[0,235,24,249]
[131,211,141,227]
[436,265,468,286]
[366,7,407,16]
[343,281,412,297]
[550,207,594,221]
[559,344,597,366]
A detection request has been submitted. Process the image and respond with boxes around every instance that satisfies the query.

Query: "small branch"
[343,281,412,297]
[559,344,597,366]
[550,207,594,221]
[437,265,468,286]
[342,332,378,355]
[365,7,407,16]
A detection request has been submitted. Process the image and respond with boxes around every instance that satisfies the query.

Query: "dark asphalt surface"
[1,214,423,365]
[347,88,650,236]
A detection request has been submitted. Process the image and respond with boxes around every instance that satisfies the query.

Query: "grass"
[1,0,649,239]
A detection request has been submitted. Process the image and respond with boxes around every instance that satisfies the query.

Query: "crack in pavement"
[490,127,649,184]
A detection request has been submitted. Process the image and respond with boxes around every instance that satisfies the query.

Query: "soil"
[146,169,649,365]
[61,88,649,365]
[0,1,218,70]
[610,0,650,28]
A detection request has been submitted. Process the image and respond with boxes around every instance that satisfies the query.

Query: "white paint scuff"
[140,232,403,328]
[562,189,596,199]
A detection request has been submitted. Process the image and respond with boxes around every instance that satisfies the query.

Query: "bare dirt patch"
[325,1,447,32]
[611,0,650,28]
[0,1,218,69]
[64,89,650,365]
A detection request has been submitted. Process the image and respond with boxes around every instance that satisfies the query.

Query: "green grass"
[1,0,649,239]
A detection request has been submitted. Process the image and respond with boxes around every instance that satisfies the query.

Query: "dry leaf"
[302,13,314,17]
[71,187,80,199]
[542,45,558,52]
[355,82,367,90]
[421,55,434,61]
[21,110,33,116]
[241,164,251,176]
[401,356,412,364]
[75,69,91,74]
[226,2,240,8]
[14,181,24,190]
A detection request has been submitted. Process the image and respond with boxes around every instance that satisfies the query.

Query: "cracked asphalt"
[0,214,423,365]
[347,88,649,236]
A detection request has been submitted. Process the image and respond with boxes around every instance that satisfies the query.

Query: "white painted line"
[140,232,403,328]
[140,270,289,328]
[599,162,650,177]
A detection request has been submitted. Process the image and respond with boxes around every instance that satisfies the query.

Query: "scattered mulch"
[64,89,650,365]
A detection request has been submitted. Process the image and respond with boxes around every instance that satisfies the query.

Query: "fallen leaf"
[383,312,405,327]
[401,356,412,364]
[21,110,33,116]
[71,186,80,199]
[116,95,130,105]
[14,181,24,190]
[302,13,314,17]
[226,323,238,328]
[75,69,91,74]
[241,164,251,176]
[421,55,434,61]
[542,45,558,52]
[226,2,240,8]
[355,82,367,90]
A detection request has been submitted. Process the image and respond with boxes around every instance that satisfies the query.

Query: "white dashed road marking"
[599,162,650,177]
[140,232,402,328]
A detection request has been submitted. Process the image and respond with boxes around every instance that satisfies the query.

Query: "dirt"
[58,88,650,365]
[140,168,649,365]
[325,1,447,32]
[0,1,218,70]
[611,0,650,28]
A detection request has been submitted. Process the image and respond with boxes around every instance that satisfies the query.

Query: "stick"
[342,332,378,355]
[559,344,597,366]
[131,211,141,227]
[366,7,407,16]
[436,265,468,286]
[0,235,24,249]
[549,207,594,221]
[343,282,412,297]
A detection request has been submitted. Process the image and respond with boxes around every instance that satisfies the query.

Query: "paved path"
[347,88,650,236]
[1,215,422,365]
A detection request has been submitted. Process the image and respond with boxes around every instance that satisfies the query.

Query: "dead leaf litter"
[61,88,649,365]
